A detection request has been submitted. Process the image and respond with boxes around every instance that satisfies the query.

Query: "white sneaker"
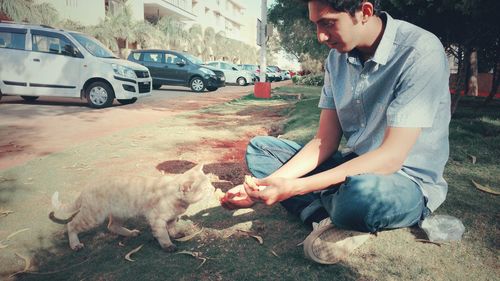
[303,218,373,264]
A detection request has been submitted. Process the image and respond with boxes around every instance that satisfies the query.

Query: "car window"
[32,32,79,57]
[207,62,219,68]
[130,52,141,61]
[69,32,115,58]
[0,30,26,50]
[143,52,164,63]
[220,63,233,70]
[165,53,183,65]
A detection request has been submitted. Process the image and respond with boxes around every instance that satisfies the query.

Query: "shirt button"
[361,123,366,127]
[356,99,361,104]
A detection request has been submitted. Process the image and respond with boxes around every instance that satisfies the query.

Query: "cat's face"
[177,164,215,203]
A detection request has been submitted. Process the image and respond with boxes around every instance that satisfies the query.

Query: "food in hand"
[245,175,265,191]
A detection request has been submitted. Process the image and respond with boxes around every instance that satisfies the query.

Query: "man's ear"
[360,2,374,23]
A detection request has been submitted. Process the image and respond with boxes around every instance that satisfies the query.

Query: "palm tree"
[0,0,30,22]
[202,27,216,61]
[188,24,203,56]
[156,17,188,51]
[0,0,58,25]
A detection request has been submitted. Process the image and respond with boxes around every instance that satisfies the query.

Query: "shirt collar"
[371,12,397,65]
[346,12,397,66]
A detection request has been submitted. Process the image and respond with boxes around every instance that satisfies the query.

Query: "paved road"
[0,81,292,170]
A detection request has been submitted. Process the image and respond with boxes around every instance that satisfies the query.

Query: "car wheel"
[237,77,247,86]
[117,98,137,105]
[86,81,114,108]
[21,96,39,101]
[206,86,218,91]
[190,77,205,92]
[152,84,162,90]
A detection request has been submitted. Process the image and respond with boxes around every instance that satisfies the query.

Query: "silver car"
[205,61,255,86]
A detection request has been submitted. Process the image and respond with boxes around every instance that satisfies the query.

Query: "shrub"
[295,74,324,86]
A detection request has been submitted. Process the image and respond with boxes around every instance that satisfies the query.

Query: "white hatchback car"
[205,61,255,86]
[0,22,152,108]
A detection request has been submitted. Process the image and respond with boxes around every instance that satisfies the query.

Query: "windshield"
[69,32,117,58]
[183,53,203,65]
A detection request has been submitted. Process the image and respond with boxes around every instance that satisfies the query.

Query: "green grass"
[7,86,500,281]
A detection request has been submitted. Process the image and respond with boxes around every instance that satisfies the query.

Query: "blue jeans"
[245,136,430,233]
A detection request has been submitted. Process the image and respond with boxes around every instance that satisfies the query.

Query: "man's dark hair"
[302,0,381,16]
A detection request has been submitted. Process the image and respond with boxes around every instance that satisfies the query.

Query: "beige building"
[39,0,259,48]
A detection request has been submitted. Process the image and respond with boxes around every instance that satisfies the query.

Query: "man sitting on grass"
[222,0,451,264]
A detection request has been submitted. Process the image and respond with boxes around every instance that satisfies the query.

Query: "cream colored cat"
[49,164,214,252]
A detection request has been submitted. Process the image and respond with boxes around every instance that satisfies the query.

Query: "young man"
[222,0,451,264]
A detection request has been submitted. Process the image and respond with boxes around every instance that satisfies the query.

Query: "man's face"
[308,0,363,52]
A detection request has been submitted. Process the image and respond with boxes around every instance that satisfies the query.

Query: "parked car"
[267,65,285,81]
[266,66,281,82]
[128,49,225,92]
[239,64,278,82]
[204,61,255,86]
[0,21,152,108]
[283,70,291,80]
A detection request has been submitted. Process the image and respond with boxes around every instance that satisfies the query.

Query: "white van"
[0,22,152,108]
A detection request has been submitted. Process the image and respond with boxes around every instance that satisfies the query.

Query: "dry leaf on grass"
[415,239,449,246]
[467,154,477,164]
[0,210,14,218]
[6,228,30,240]
[237,230,263,244]
[270,250,279,257]
[124,244,144,262]
[176,250,208,269]
[8,253,31,278]
[174,227,204,242]
[471,180,500,195]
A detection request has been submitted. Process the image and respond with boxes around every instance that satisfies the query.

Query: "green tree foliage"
[268,0,329,61]
[0,0,59,25]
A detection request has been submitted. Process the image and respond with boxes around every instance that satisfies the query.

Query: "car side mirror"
[176,60,186,66]
[232,67,238,70]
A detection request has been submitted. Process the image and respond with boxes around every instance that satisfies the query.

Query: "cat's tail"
[51,191,80,213]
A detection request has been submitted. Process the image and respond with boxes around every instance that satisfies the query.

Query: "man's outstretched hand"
[220,184,256,210]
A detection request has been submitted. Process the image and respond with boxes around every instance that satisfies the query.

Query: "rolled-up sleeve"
[387,46,449,128]
[318,56,336,110]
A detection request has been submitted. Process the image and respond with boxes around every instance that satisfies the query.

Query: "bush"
[294,74,324,86]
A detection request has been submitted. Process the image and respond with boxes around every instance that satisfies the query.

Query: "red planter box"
[254,82,271,99]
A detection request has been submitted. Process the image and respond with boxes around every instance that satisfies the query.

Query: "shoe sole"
[303,224,372,264]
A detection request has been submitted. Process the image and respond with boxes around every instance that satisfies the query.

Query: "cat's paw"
[70,242,84,251]
[163,244,177,252]
[170,232,184,239]
[130,229,141,237]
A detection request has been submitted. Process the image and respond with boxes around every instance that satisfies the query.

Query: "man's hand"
[243,177,297,206]
[220,184,255,210]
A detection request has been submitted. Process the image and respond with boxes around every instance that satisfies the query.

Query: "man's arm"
[248,126,421,205]
[269,108,343,178]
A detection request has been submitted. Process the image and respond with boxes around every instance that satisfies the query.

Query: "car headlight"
[200,68,215,76]
[112,64,136,79]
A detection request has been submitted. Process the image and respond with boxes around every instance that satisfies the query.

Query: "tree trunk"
[451,46,470,114]
[466,49,478,96]
[484,61,499,104]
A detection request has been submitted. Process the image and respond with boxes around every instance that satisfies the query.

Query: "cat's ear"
[189,163,204,173]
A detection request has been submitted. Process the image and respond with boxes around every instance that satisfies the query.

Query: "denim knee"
[245,136,301,178]
[321,174,425,233]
